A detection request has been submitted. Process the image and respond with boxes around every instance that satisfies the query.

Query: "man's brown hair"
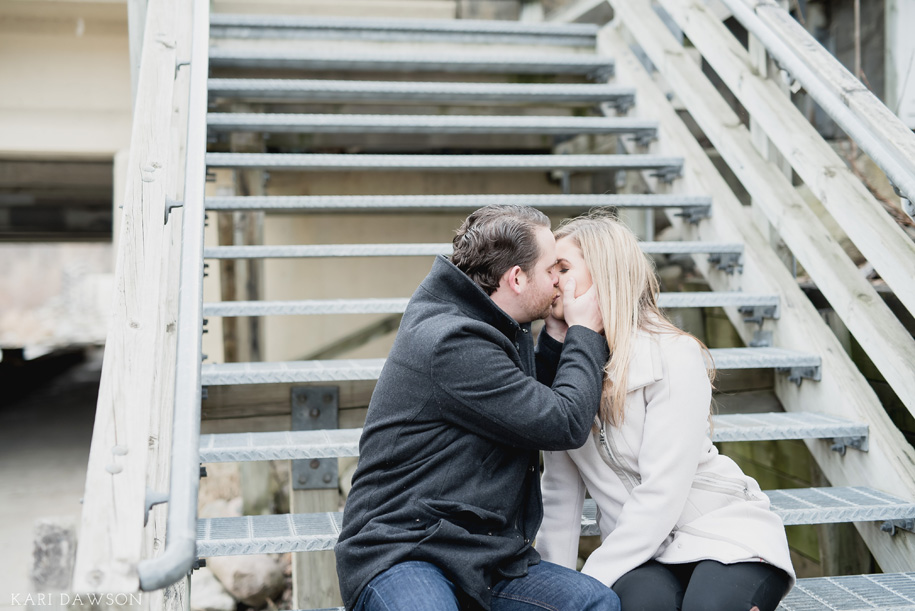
[451,204,550,295]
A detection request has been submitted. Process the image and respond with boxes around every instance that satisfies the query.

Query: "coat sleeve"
[581,335,712,588]
[430,324,609,451]
[537,449,586,569]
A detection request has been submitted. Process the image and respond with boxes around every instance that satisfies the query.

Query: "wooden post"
[291,490,342,608]
[291,388,343,609]
[229,105,265,364]
[221,106,271,516]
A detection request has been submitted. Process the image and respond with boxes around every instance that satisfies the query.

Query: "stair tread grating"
[201,359,386,385]
[779,573,915,610]
[279,574,915,611]
[198,413,867,463]
[201,293,779,317]
[711,412,867,443]
[581,486,915,534]
[209,14,600,37]
[208,48,614,76]
[200,348,818,386]
[196,487,915,557]
[204,153,684,173]
[203,193,706,212]
[202,242,743,259]
[200,429,362,462]
[206,113,658,136]
[207,79,636,105]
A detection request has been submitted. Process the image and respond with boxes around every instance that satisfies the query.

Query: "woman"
[536,212,794,611]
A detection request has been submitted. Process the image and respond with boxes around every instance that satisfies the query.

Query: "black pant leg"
[612,560,685,611]
[680,560,790,611]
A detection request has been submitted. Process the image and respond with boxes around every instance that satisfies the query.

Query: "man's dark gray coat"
[335,256,609,610]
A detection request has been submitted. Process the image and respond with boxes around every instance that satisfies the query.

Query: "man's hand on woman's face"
[561,277,603,334]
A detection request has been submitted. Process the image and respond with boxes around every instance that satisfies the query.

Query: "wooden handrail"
[72,0,184,594]
[658,0,915,320]
[605,0,915,419]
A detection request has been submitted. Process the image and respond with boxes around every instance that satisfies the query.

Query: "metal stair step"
[580,486,915,535]
[277,574,915,611]
[197,413,866,463]
[711,412,868,444]
[205,153,683,179]
[204,193,704,213]
[208,48,614,79]
[201,293,778,318]
[203,241,743,260]
[210,14,598,46]
[201,359,385,386]
[207,79,636,110]
[200,429,362,463]
[708,347,820,371]
[200,348,818,386]
[778,573,915,610]
[206,113,658,140]
[196,487,915,557]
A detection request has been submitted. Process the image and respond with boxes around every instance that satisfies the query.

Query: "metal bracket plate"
[144,488,169,526]
[674,205,711,225]
[777,365,822,386]
[739,304,779,326]
[749,330,773,348]
[652,165,683,184]
[291,386,339,490]
[707,252,743,274]
[881,519,915,536]
[831,435,869,455]
[605,94,635,115]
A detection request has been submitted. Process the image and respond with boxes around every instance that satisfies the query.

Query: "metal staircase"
[74,2,915,610]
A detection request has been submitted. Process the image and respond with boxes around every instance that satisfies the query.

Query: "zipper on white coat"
[691,472,755,501]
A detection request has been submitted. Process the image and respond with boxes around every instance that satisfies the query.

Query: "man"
[335,205,618,611]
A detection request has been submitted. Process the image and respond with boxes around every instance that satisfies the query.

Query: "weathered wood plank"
[72,0,180,594]
[291,489,342,608]
[141,2,191,608]
[657,0,915,318]
[599,20,915,572]
[202,380,375,419]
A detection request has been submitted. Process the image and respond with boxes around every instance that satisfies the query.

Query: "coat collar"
[626,331,664,392]
[421,255,527,340]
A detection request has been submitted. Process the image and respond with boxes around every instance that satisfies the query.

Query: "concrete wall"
[0,2,132,159]
[0,2,130,354]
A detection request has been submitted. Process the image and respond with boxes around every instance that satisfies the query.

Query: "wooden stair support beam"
[654,0,915,319]
[225,105,270,518]
[72,0,181,594]
[606,0,915,418]
[599,23,915,572]
[219,106,266,364]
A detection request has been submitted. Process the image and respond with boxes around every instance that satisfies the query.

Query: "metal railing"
[136,0,209,591]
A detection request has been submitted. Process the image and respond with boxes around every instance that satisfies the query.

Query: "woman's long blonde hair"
[554,211,715,427]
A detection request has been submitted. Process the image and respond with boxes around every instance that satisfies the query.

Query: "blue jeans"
[354,560,620,611]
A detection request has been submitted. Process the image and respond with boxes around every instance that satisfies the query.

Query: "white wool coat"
[537,330,796,591]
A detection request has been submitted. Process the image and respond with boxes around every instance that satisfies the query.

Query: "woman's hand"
[544,310,569,343]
